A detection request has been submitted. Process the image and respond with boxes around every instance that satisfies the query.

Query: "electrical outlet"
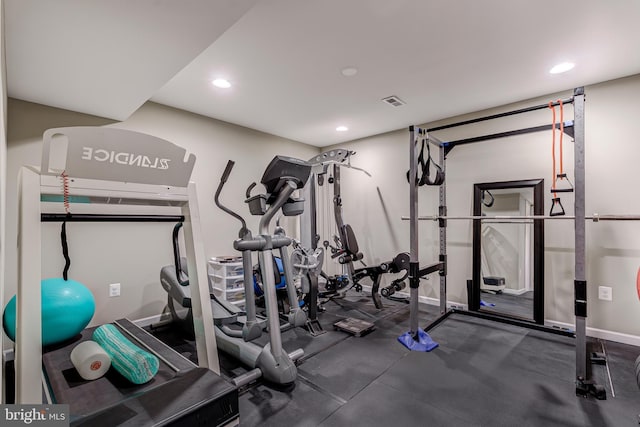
[109,283,121,297]
[598,286,612,301]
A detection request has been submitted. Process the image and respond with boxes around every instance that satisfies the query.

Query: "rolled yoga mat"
[70,340,111,380]
[92,324,159,385]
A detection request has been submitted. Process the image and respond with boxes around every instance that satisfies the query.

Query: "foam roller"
[92,324,159,384]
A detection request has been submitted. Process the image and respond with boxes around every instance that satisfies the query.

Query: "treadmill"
[41,319,239,426]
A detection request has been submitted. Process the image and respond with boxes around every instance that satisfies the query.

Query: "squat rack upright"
[408,87,606,399]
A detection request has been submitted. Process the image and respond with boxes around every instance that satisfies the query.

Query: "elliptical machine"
[160,155,310,387]
[214,155,311,384]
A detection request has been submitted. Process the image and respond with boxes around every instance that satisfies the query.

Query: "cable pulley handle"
[551,173,575,193]
[549,197,566,217]
[220,160,235,184]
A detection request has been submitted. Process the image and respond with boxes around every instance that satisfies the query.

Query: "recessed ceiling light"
[212,78,231,88]
[549,62,575,74]
[341,67,358,77]
[336,126,348,132]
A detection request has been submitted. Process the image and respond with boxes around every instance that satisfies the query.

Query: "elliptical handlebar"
[215,160,248,235]
[245,182,257,199]
[258,180,297,235]
[220,160,235,183]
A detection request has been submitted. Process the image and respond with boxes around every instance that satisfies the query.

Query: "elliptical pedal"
[305,318,326,336]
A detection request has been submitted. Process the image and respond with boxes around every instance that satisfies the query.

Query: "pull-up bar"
[428,96,575,133]
[41,213,185,222]
[442,122,574,154]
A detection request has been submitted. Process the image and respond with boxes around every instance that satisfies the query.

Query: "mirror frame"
[470,179,544,323]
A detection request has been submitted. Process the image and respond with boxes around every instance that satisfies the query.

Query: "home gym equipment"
[289,237,326,335]
[405,87,619,400]
[161,219,304,386]
[3,277,95,346]
[160,222,248,340]
[14,126,237,425]
[323,210,411,309]
[351,252,411,308]
[213,155,311,385]
[309,149,364,294]
[251,220,306,317]
[303,149,410,310]
[301,149,382,336]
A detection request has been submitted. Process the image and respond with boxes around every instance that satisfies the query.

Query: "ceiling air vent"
[382,95,405,107]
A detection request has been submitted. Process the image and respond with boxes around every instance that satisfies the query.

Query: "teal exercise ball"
[3,278,95,346]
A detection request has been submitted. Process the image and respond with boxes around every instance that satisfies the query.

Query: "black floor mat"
[319,380,479,427]
[375,313,639,427]
[145,302,640,427]
[238,378,342,427]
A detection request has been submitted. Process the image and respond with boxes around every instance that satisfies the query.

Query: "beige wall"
[328,74,640,336]
[4,100,318,346]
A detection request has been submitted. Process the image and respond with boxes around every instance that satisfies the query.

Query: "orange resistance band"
[549,102,557,197]
[558,99,564,175]
[548,99,565,197]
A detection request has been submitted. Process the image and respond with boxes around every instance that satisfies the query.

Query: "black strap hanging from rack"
[60,214,71,280]
[406,134,445,186]
[481,190,495,208]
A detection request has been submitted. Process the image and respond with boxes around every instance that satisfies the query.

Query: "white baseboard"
[546,320,640,347]
[132,313,168,328]
[360,284,639,347]
[358,285,468,311]
[502,288,529,296]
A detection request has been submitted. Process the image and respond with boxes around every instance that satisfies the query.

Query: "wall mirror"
[470,179,544,323]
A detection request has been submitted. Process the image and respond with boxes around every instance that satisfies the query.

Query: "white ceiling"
[5,0,259,120]
[7,1,640,147]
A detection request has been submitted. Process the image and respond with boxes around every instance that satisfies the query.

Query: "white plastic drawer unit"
[210,274,244,291]
[208,257,244,277]
[224,288,246,302]
[211,287,246,308]
[208,256,246,308]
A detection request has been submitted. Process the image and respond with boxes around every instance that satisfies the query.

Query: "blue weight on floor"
[3,277,95,346]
